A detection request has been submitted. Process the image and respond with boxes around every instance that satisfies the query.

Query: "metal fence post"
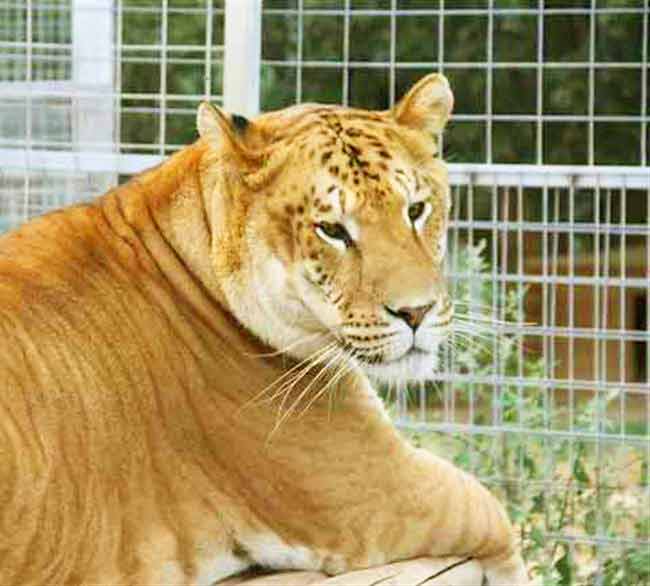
[72,0,115,153]
[223,0,262,118]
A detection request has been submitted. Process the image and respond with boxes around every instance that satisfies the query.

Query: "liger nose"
[385,302,434,331]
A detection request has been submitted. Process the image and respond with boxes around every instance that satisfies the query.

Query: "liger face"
[198,73,456,383]
[266,112,453,383]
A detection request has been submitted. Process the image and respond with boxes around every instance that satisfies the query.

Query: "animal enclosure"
[1,1,648,584]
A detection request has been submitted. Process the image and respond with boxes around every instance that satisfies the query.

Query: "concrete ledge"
[219,557,484,586]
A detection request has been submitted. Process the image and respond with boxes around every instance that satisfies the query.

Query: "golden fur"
[0,74,528,585]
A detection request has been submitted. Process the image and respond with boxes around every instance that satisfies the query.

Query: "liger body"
[0,75,529,585]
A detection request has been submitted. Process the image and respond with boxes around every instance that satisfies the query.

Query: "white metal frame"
[223,0,262,118]
[72,0,114,151]
[2,146,649,190]
[0,0,251,165]
[0,0,115,152]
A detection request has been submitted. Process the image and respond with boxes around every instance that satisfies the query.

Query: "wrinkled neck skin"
[133,141,388,431]
[202,164,338,365]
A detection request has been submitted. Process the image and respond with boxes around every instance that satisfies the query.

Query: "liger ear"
[197,101,230,146]
[197,102,258,159]
[392,73,454,135]
[197,101,290,188]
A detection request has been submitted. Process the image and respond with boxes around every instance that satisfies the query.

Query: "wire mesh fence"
[0,1,648,584]
[260,1,649,167]
[397,168,649,583]
[0,0,226,230]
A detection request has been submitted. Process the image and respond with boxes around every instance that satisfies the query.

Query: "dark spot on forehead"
[321,151,333,164]
[327,185,337,193]
[231,113,249,133]
[297,205,304,214]
[348,144,361,157]
[378,150,391,159]
[329,165,339,176]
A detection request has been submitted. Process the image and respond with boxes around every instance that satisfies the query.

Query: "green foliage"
[258,1,645,165]
[116,0,645,166]
[601,548,650,586]
[403,241,650,586]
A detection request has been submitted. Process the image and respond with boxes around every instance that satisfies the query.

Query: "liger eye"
[408,201,426,223]
[315,222,352,246]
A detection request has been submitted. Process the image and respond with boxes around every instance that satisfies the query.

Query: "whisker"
[273,346,343,431]
[452,325,496,342]
[453,300,537,326]
[456,312,536,327]
[267,347,349,442]
[450,331,494,356]
[452,326,534,357]
[452,300,512,311]
[239,342,338,412]
[453,300,500,309]
[326,351,354,420]
[272,344,341,416]
[299,351,352,421]
[244,330,328,358]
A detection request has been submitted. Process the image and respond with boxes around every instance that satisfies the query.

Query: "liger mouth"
[343,342,433,367]
[384,345,432,363]
[337,320,451,366]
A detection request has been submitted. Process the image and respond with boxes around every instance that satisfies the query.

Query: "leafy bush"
[400,241,650,586]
